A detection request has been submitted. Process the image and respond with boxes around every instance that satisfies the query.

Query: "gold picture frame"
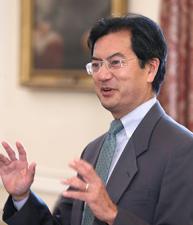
[20,0,128,90]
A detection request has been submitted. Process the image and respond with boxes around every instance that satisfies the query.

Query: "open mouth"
[102,87,113,92]
[101,87,115,96]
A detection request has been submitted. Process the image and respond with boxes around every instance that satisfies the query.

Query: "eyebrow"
[92,52,126,61]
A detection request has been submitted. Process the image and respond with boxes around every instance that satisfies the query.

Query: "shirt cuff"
[12,195,29,210]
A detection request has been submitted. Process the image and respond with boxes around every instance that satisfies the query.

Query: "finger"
[62,176,87,192]
[16,142,27,161]
[69,159,98,183]
[63,190,88,202]
[1,141,17,161]
[0,153,11,165]
[0,156,10,173]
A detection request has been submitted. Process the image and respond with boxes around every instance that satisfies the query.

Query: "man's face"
[92,30,157,119]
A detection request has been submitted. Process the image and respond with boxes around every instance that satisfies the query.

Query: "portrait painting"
[20,0,128,90]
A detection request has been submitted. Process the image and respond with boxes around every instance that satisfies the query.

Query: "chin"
[100,101,116,112]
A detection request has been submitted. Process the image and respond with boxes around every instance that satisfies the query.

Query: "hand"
[62,159,117,225]
[0,141,36,200]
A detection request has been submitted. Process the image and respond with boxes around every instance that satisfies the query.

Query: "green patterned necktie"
[81,119,124,225]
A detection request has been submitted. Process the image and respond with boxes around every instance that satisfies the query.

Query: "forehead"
[93,30,133,58]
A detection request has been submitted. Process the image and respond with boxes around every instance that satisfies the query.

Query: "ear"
[146,58,160,83]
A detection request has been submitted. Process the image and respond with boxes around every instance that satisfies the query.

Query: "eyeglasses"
[85,57,136,75]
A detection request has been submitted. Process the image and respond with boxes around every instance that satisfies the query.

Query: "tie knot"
[109,120,123,135]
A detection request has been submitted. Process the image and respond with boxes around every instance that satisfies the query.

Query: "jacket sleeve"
[153,140,193,225]
[3,192,73,225]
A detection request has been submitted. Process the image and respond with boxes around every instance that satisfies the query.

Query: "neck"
[112,95,156,119]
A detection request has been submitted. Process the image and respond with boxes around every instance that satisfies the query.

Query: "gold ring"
[85,183,89,192]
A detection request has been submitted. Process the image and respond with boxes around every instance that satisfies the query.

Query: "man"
[0,14,193,225]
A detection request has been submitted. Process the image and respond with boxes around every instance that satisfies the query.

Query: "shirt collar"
[120,97,157,139]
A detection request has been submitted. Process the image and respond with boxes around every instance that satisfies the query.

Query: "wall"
[0,0,160,212]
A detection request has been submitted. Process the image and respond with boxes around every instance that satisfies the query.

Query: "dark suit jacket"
[3,103,193,225]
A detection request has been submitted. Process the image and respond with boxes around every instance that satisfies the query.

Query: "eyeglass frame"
[85,53,136,75]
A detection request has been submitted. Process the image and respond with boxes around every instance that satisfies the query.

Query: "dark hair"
[87,13,167,93]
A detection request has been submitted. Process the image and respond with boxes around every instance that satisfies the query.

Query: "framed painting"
[20,0,128,90]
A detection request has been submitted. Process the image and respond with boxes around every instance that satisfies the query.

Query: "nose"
[96,62,113,81]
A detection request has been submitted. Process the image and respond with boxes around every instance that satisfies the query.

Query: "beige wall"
[0,0,160,211]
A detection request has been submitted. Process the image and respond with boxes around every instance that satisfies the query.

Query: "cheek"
[118,75,144,99]
[93,79,100,89]
[118,73,137,92]
[93,78,101,94]
[121,84,136,98]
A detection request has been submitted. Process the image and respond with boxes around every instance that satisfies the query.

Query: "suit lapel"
[106,139,138,203]
[106,102,165,204]
[132,102,165,157]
